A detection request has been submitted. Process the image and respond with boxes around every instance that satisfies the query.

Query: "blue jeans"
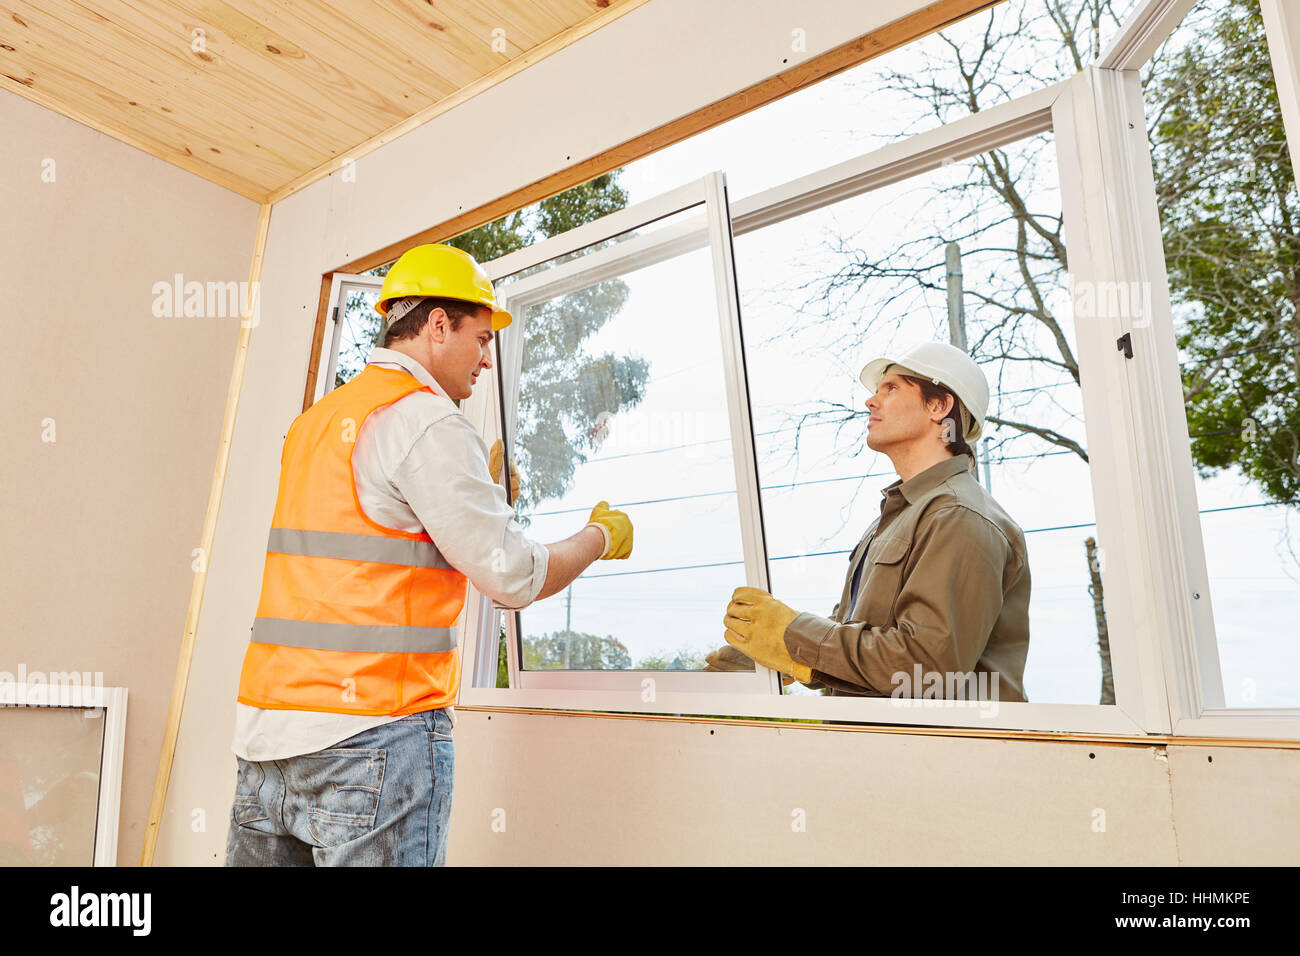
[224,708,454,866]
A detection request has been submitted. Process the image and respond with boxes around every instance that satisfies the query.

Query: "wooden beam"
[301,272,334,411]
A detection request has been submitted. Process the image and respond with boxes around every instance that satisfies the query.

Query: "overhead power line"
[580,498,1299,581]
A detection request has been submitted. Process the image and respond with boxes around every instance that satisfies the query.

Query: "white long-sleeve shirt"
[231,348,548,761]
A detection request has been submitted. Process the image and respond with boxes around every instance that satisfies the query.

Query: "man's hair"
[382,296,483,347]
[898,374,977,463]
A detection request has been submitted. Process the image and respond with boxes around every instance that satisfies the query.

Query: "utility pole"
[1085,537,1114,704]
[945,241,992,491]
[562,585,572,669]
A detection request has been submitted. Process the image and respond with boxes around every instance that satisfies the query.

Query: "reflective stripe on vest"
[266,528,455,570]
[250,618,457,654]
[237,364,467,716]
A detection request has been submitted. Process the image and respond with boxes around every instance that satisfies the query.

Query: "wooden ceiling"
[0,0,646,201]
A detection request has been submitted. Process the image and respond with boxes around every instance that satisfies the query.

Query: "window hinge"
[1117,332,1133,359]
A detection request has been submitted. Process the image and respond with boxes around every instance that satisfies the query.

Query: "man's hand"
[704,643,754,671]
[585,501,633,559]
[722,587,811,684]
[488,438,521,501]
[704,643,795,685]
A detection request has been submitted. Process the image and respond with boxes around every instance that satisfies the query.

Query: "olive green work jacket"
[782,454,1030,702]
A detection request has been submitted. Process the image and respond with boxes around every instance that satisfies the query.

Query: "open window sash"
[458,173,781,700]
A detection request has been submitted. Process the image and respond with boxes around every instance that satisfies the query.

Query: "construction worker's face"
[865,372,947,453]
[435,306,494,400]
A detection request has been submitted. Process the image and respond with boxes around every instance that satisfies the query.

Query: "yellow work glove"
[704,643,795,686]
[722,586,812,684]
[488,438,521,501]
[585,501,633,560]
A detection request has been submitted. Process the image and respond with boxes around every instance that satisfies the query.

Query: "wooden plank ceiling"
[0,0,644,201]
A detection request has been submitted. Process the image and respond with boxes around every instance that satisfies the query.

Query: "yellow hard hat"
[374,243,512,331]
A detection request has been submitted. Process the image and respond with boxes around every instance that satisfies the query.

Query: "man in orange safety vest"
[225,243,632,866]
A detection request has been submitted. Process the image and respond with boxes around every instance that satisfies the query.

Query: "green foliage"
[633,648,710,671]
[523,631,633,670]
[516,286,650,512]
[1149,0,1300,502]
[351,172,652,510]
[496,625,509,689]
[492,628,717,683]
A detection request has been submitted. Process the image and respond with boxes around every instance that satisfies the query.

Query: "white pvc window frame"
[458,173,783,699]
[0,683,128,866]
[1090,0,1300,739]
[454,80,1170,736]
[314,274,385,403]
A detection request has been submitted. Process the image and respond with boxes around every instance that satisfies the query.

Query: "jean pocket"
[430,710,453,742]
[231,761,269,827]
[296,748,387,848]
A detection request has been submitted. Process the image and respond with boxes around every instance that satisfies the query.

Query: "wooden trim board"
[456,705,1300,750]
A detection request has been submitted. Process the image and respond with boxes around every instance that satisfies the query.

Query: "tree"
[784,0,1299,702]
[1149,0,1300,504]
[337,172,652,513]
[634,648,710,670]
[521,630,633,670]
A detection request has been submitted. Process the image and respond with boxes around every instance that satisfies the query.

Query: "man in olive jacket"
[710,341,1029,702]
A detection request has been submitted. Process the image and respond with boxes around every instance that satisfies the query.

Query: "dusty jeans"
[224,708,454,866]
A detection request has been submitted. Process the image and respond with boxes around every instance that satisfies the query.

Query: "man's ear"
[425,307,449,345]
[929,393,955,424]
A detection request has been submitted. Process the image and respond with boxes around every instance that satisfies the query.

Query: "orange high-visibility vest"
[237,365,466,716]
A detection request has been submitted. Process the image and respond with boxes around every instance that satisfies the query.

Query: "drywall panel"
[448,711,1300,865]
[1165,745,1300,865]
[447,712,1184,865]
[0,88,260,865]
[157,0,957,866]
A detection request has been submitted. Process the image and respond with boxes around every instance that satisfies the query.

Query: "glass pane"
[734,131,1115,704]
[494,206,707,291]
[506,209,748,671]
[0,706,105,866]
[1149,0,1300,707]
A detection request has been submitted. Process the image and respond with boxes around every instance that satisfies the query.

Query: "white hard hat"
[859,341,990,440]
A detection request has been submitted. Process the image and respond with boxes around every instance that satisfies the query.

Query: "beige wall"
[0,88,260,865]
[446,711,1299,865]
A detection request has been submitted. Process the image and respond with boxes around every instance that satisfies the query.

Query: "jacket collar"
[365,347,444,397]
[884,455,974,504]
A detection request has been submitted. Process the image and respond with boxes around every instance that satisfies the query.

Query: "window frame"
[306,0,1300,741]
[458,174,783,698]
[1094,0,1300,738]
[0,682,129,866]
[313,275,386,404]
[455,78,1168,736]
